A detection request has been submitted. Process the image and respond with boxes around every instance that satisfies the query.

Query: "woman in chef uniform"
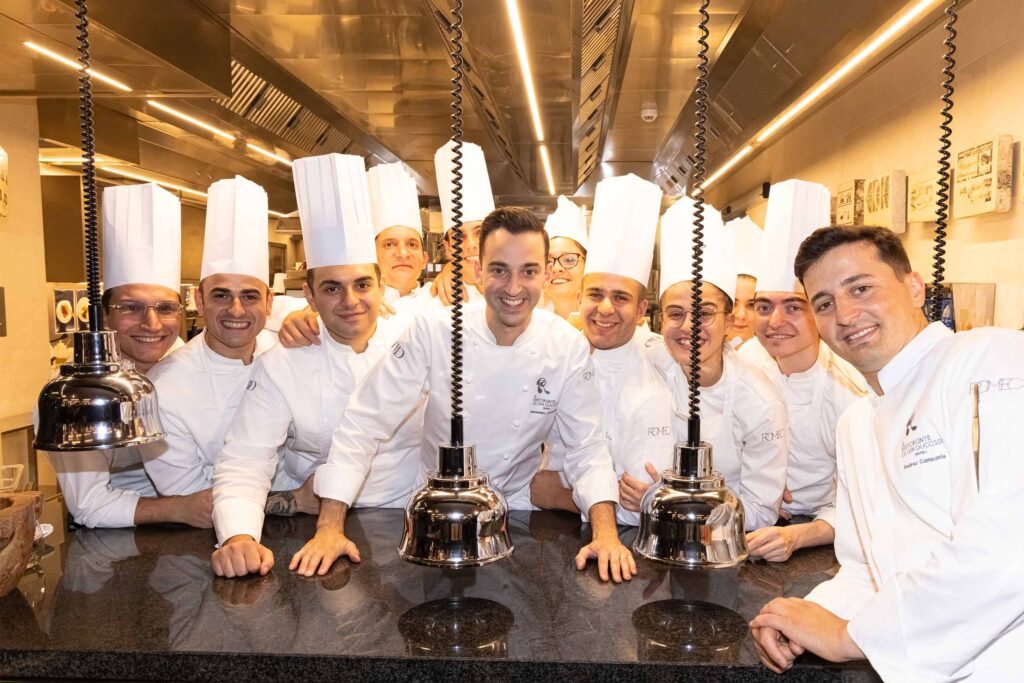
[142,176,284,499]
[738,180,866,562]
[43,184,211,529]
[621,196,788,531]
[531,174,675,526]
[542,195,589,323]
[210,154,424,579]
[751,225,1024,680]
[723,215,762,348]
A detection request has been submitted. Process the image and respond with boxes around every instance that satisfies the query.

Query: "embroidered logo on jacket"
[391,342,405,359]
[537,377,551,395]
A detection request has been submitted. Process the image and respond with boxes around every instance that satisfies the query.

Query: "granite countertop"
[0,506,879,681]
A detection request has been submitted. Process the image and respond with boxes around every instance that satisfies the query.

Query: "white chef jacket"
[141,329,278,496]
[384,282,434,317]
[212,314,424,544]
[740,338,865,526]
[315,300,619,515]
[43,336,185,529]
[265,295,310,333]
[652,345,788,530]
[548,332,675,525]
[805,323,1024,681]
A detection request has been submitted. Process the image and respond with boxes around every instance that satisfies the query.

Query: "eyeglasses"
[547,253,582,270]
[662,306,723,328]
[106,301,183,321]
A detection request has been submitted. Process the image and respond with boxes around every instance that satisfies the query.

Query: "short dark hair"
[478,207,549,261]
[305,264,382,289]
[795,225,912,282]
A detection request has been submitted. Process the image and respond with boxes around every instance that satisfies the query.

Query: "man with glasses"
[44,184,211,529]
[739,180,866,562]
[621,196,788,531]
[542,195,588,324]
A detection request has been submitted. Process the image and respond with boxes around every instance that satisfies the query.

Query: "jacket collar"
[874,321,951,396]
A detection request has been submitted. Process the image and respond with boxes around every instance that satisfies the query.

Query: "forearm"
[587,501,618,538]
[789,519,835,552]
[134,495,179,525]
[316,499,350,534]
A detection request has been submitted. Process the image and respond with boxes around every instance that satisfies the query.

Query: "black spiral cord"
[448,0,466,446]
[686,0,711,447]
[75,0,103,333]
[930,0,958,323]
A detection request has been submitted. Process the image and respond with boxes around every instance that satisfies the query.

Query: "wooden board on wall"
[953,135,1013,219]
[835,180,864,225]
[907,172,942,224]
[863,170,907,233]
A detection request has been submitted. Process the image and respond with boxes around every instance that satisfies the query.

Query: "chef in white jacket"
[44,184,209,529]
[542,195,589,321]
[142,176,281,498]
[530,175,674,526]
[367,162,430,312]
[292,206,637,583]
[210,154,424,579]
[751,225,1024,681]
[639,196,788,531]
[739,180,866,562]
[723,215,762,347]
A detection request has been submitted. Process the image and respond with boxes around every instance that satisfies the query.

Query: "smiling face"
[752,291,820,373]
[104,283,182,372]
[474,228,548,345]
[545,237,586,298]
[303,264,383,349]
[660,281,733,367]
[730,274,756,343]
[197,273,272,362]
[375,226,426,296]
[802,241,927,384]
[579,272,647,351]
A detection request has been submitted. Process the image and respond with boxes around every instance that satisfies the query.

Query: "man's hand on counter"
[212,535,275,578]
[289,499,361,577]
[750,597,864,673]
[574,502,637,583]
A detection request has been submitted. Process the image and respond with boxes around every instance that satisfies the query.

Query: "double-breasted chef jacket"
[805,323,1024,681]
[650,344,789,531]
[315,300,620,515]
[142,329,279,496]
[212,314,424,545]
[739,338,866,526]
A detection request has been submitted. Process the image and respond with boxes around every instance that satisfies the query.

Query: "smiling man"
[294,206,636,583]
[44,183,212,529]
[542,195,589,322]
[530,175,674,525]
[210,155,424,578]
[738,180,866,562]
[750,226,1024,680]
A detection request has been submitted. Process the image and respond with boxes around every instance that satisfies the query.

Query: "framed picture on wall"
[952,135,1012,219]
[907,172,942,224]
[835,180,864,225]
[863,170,907,233]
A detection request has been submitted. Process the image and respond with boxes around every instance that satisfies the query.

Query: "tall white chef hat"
[545,195,589,251]
[658,196,735,301]
[434,139,495,232]
[755,179,830,293]
[292,153,376,269]
[367,162,423,237]
[102,183,181,293]
[584,174,662,287]
[201,175,269,284]
[724,216,762,279]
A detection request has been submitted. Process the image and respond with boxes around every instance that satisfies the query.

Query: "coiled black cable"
[686,0,711,446]
[931,0,958,323]
[448,0,466,445]
[75,0,102,333]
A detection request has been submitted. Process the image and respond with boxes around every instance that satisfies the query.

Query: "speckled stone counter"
[0,508,879,681]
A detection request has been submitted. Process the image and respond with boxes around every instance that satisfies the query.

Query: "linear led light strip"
[24,41,132,92]
[505,0,555,195]
[701,0,944,190]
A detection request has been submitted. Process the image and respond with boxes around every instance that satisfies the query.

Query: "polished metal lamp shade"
[399,443,513,567]
[34,330,163,451]
[632,442,749,568]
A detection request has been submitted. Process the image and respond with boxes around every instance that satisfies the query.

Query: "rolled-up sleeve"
[47,451,141,529]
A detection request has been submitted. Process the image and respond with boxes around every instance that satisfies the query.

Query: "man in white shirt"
[366,162,429,310]
[44,183,209,529]
[724,216,762,348]
[740,180,866,562]
[291,207,636,583]
[622,196,789,531]
[530,175,674,526]
[751,226,1024,680]
[541,195,589,322]
[210,154,423,578]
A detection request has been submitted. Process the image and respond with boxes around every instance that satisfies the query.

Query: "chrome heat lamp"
[34,0,162,451]
[398,0,512,567]
[632,0,749,569]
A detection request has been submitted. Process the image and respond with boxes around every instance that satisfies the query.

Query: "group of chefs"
[41,138,1023,680]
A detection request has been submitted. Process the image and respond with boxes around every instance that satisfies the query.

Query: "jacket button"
[512,420,521,428]
[502,454,510,460]
[522,385,529,392]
